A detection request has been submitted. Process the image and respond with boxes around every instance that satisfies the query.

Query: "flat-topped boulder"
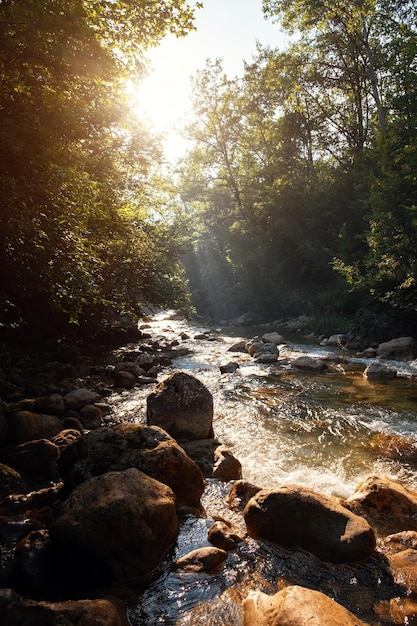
[244,484,376,563]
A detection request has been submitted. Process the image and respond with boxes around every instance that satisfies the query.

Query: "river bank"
[2,310,417,624]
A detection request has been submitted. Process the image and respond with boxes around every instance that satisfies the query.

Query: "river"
[109,310,417,625]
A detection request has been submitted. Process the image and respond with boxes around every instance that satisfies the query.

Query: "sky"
[132,0,288,162]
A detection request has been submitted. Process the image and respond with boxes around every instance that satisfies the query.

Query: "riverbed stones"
[5,411,63,446]
[1,597,130,626]
[244,485,376,563]
[49,467,178,586]
[4,439,60,485]
[243,585,370,626]
[146,371,214,441]
[57,424,205,509]
[261,332,284,344]
[174,546,227,573]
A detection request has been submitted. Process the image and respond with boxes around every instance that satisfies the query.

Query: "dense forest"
[1,0,417,344]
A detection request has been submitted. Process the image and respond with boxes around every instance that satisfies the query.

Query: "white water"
[110,310,417,500]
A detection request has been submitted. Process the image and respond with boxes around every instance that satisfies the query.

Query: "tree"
[0,0,198,332]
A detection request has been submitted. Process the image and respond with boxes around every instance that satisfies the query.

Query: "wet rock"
[384,530,417,553]
[389,549,417,593]
[207,519,244,550]
[244,485,376,563]
[57,425,205,509]
[375,596,417,626]
[290,356,329,372]
[226,480,262,512]
[363,363,397,380]
[0,463,26,499]
[11,394,65,417]
[50,468,178,587]
[6,412,63,446]
[114,361,146,378]
[212,445,242,481]
[254,343,279,363]
[220,361,240,374]
[50,429,81,452]
[370,433,417,463]
[2,597,130,626]
[261,332,284,344]
[114,370,136,389]
[4,439,60,486]
[326,334,347,346]
[180,439,221,477]
[79,404,102,429]
[63,388,99,412]
[377,336,416,361]
[228,340,247,353]
[0,485,63,521]
[146,371,214,441]
[174,546,227,573]
[244,585,370,626]
[246,340,263,357]
[345,474,417,534]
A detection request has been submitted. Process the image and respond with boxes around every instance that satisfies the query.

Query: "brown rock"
[51,429,81,452]
[344,475,417,536]
[212,445,242,481]
[50,468,179,586]
[227,480,262,512]
[244,485,376,563]
[146,371,214,441]
[6,412,63,446]
[243,585,370,626]
[2,597,129,626]
[363,363,397,380]
[79,404,102,429]
[4,439,60,486]
[174,546,227,573]
[370,433,417,463]
[57,425,204,509]
[389,549,417,593]
[208,520,244,550]
[291,356,329,372]
[0,463,26,499]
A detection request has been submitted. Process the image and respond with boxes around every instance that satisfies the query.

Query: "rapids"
[108,311,417,625]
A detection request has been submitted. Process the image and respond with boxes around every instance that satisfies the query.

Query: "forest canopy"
[0,0,197,336]
[178,0,417,331]
[1,0,416,343]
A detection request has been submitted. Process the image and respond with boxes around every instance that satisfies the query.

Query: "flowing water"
[109,311,417,625]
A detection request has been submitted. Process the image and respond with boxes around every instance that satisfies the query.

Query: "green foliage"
[0,0,197,333]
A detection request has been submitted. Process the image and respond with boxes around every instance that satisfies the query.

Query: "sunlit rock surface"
[244,485,376,563]
[244,585,370,626]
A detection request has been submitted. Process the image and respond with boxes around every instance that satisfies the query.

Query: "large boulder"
[244,485,376,563]
[49,468,179,586]
[2,598,129,626]
[6,412,63,446]
[243,585,369,626]
[376,336,416,361]
[146,372,214,441]
[57,424,205,509]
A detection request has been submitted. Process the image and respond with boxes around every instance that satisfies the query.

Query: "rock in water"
[146,371,214,441]
[244,485,376,563]
[49,468,178,586]
[244,585,370,625]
